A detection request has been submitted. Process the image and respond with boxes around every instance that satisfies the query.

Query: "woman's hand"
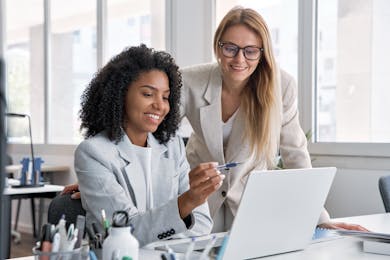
[318,221,369,231]
[60,183,81,199]
[178,162,224,218]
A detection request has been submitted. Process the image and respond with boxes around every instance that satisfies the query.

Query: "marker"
[40,224,52,260]
[101,208,110,238]
[51,232,60,253]
[216,162,243,170]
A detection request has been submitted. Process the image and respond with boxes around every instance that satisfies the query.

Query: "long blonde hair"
[213,7,282,168]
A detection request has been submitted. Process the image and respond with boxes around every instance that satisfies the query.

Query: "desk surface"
[5,164,70,174]
[3,181,64,195]
[258,213,390,260]
[8,213,390,260]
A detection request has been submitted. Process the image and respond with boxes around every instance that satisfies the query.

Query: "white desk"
[258,213,390,260]
[3,182,64,258]
[8,214,390,260]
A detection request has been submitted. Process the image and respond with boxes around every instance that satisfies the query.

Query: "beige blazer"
[180,63,329,225]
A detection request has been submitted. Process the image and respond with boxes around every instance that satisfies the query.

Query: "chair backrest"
[378,175,390,212]
[48,193,86,228]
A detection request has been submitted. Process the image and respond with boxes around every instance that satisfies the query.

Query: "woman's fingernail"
[220,174,226,180]
[216,170,222,175]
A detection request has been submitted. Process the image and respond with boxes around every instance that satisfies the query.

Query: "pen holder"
[32,246,83,260]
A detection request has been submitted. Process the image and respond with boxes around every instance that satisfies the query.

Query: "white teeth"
[146,114,160,120]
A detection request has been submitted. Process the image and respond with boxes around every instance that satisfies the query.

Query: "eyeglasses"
[218,42,264,60]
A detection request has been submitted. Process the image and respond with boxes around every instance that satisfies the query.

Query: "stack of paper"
[337,230,390,256]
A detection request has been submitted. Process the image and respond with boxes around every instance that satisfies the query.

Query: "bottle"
[102,211,139,260]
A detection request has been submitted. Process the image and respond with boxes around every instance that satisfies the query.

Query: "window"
[3,0,166,144]
[316,0,390,143]
[5,0,44,143]
[106,0,165,61]
[50,0,97,144]
[216,0,298,80]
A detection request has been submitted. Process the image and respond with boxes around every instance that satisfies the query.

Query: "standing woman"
[74,45,222,246]
[181,6,367,232]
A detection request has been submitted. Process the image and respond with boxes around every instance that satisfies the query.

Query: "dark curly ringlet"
[79,44,182,144]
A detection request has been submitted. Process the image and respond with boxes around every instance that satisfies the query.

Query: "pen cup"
[32,245,83,260]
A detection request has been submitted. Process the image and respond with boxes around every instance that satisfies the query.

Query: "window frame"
[1,0,169,146]
[298,0,390,157]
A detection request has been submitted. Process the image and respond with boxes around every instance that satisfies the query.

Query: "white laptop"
[144,167,336,259]
[219,167,336,260]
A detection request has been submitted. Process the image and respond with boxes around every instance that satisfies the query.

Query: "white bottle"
[102,212,139,260]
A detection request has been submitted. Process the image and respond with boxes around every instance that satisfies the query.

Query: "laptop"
[144,167,336,259]
[219,167,336,260]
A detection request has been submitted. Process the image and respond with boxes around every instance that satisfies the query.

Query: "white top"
[222,109,239,150]
[130,142,153,210]
[215,109,239,232]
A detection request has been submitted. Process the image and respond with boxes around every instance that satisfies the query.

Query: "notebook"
[219,167,336,260]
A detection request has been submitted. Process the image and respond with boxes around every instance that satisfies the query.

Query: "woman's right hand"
[178,162,224,218]
[60,183,81,199]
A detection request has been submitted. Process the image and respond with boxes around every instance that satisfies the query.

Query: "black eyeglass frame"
[218,41,264,60]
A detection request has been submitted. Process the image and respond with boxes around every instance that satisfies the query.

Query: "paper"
[336,230,390,241]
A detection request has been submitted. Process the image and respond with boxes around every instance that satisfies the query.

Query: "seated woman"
[74,44,223,246]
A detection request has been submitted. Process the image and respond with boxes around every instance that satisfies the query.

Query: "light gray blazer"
[74,132,213,246]
[181,63,329,225]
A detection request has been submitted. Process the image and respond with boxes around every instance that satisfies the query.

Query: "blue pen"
[216,162,243,170]
[165,245,176,260]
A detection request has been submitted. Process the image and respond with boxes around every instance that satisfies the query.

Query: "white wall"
[167,0,214,67]
[312,155,389,218]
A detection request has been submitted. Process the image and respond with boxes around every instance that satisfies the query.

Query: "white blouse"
[130,142,153,210]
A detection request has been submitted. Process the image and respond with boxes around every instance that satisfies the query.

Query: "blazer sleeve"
[279,71,312,169]
[175,137,213,238]
[278,72,331,224]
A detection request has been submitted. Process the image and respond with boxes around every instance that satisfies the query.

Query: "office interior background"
[1,0,390,234]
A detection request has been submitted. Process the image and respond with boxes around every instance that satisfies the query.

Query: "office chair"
[378,175,390,212]
[47,193,85,228]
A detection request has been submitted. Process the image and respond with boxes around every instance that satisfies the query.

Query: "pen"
[75,215,85,248]
[216,162,243,170]
[89,250,98,260]
[51,232,60,253]
[165,245,176,260]
[40,224,52,260]
[101,208,110,238]
[199,235,217,260]
[216,234,229,260]
[67,223,74,241]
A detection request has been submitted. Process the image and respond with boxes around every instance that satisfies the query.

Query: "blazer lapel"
[116,134,147,212]
[199,67,225,163]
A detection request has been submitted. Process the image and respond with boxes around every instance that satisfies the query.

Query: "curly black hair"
[79,44,182,144]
